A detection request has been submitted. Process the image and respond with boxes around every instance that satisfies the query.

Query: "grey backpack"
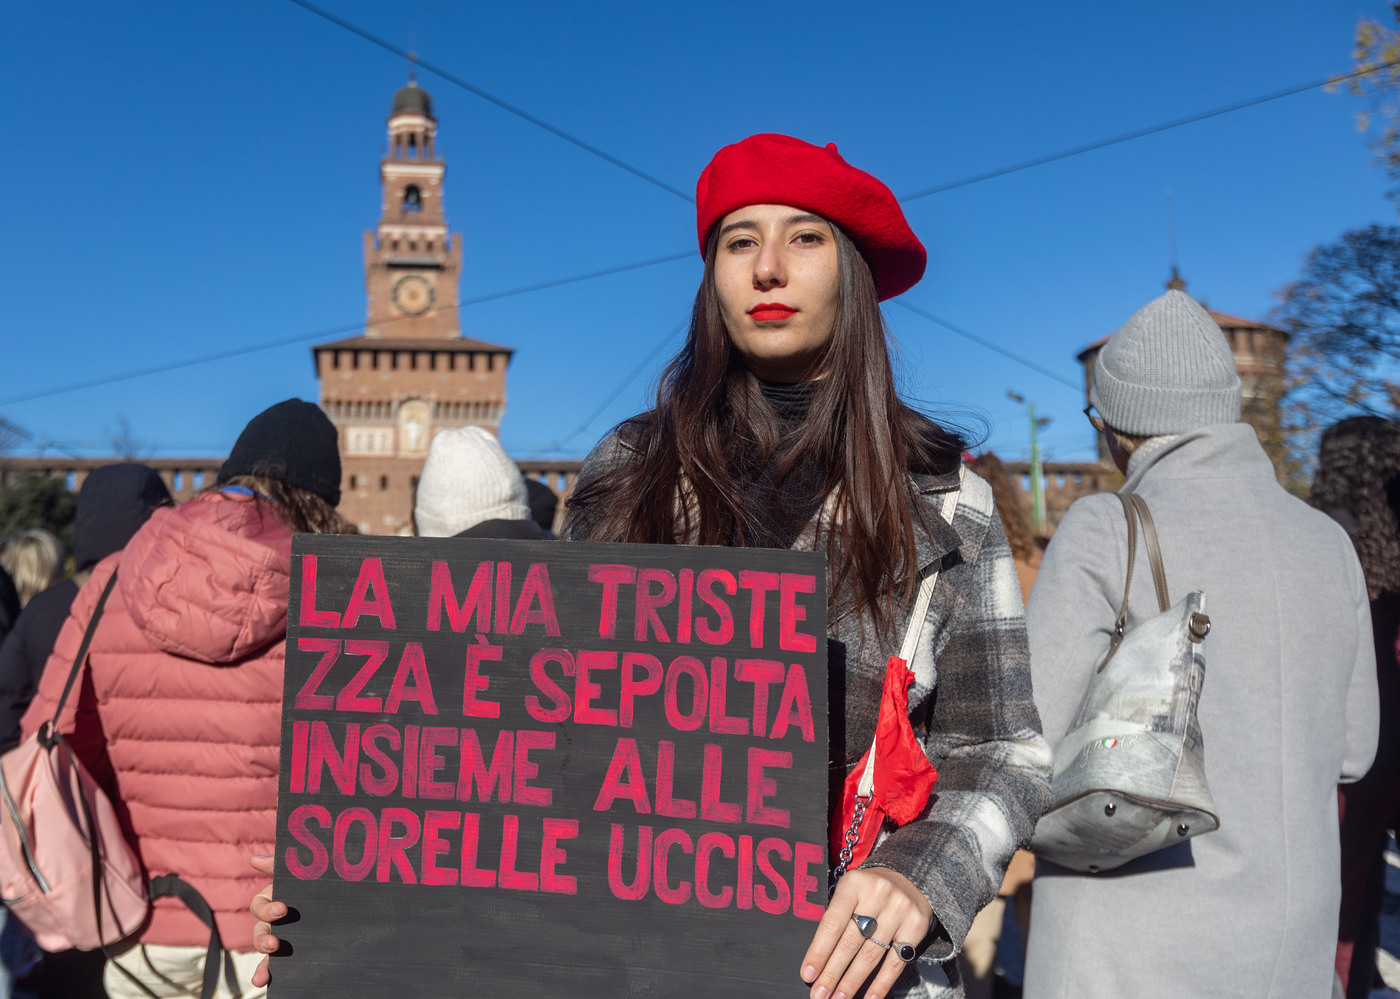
[1031,493,1219,873]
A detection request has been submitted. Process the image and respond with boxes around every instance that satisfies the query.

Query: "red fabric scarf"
[830,654,940,871]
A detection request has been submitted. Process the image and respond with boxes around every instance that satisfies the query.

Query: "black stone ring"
[893,942,916,962]
[852,914,877,939]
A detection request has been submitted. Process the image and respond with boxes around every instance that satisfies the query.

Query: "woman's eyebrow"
[718,218,758,236]
[719,213,826,237]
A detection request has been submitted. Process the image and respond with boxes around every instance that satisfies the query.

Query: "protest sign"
[271,534,828,997]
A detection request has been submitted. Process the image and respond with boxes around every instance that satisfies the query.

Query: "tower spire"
[366,78,457,338]
[1165,188,1186,291]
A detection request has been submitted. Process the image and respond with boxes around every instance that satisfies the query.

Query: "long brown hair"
[1310,415,1400,601]
[212,474,355,535]
[569,221,966,633]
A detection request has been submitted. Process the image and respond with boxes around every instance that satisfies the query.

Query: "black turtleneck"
[757,378,817,424]
[739,380,825,549]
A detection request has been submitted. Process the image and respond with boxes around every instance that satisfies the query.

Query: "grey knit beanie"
[1090,289,1241,436]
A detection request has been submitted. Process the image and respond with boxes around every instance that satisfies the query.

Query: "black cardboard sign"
[271,535,828,997]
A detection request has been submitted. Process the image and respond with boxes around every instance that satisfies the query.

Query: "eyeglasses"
[1084,406,1106,434]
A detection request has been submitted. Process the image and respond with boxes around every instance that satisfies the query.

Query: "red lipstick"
[748,302,799,322]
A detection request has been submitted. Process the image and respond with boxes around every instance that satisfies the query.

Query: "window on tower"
[403,186,422,213]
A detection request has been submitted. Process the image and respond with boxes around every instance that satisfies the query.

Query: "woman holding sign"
[560,134,1051,999]
[249,135,1051,999]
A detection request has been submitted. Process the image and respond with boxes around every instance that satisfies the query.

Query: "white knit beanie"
[1090,289,1242,436]
[414,426,529,538]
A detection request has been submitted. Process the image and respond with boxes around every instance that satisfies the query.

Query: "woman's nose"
[752,240,786,289]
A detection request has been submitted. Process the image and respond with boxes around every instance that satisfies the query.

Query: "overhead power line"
[531,301,1077,456]
[13,37,1381,427]
[283,0,694,204]
[0,252,693,408]
[538,320,688,455]
[900,56,1400,201]
[537,298,1079,455]
[290,0,1395,210]
[891,300,1082,391]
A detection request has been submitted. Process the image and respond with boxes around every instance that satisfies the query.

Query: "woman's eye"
[794,231,825,246]
[726,237,758,251]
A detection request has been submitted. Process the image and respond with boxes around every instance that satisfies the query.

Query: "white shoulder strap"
[898,465,964,663]
[859,466,964,798]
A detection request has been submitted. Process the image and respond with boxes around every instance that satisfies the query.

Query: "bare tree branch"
[1272,223,1400,484]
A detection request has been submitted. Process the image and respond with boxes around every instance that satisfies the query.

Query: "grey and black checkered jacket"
[563,434,1052,998]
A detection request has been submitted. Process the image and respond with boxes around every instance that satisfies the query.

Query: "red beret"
[695,133,926,301]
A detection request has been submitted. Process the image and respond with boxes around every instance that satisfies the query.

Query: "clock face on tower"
[392,274,435,316]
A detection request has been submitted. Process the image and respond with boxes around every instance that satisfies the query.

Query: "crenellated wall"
[998,460,1116,536]
[0,457,586,536]
[0,458,226,504]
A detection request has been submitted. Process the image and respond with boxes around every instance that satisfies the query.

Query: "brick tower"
[315,79,513,535]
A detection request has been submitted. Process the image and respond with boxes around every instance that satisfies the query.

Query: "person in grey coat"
[1022,288,1379,999]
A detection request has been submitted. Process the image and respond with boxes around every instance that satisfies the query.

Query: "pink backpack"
[0,572,239,999]
[0,572,149,951]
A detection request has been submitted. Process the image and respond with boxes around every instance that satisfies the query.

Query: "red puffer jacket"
[21,491,292,949]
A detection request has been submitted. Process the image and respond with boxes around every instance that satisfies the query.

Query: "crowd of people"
[0,132,1390,999]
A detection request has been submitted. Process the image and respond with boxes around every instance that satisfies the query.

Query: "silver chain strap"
[829,792,872,895]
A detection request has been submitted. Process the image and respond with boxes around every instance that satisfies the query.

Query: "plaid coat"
[563,432,1052,998]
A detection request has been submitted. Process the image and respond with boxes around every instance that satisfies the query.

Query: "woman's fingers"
[249,853,283,985]
[250,854,284,925]
[250,955,271,988]
[825,932,890,999]
[857,914,926,999]
[251,883,284,925]
[802,868,933,999]
[809,919,879,999]
[800,888,856,983]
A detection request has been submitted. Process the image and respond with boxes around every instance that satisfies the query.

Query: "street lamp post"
[1008,391,1052,535]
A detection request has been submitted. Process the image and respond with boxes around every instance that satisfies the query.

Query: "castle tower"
[314,80,514,536]
[363,80,460,340]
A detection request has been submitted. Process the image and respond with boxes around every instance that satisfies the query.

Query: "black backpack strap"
[39,570,118,748]
[149,874,243,999]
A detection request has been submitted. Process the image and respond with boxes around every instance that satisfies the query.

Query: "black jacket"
[455,518,552,541]
[0,568,18,648]
[0,577,77,751]
[0,464,171,751]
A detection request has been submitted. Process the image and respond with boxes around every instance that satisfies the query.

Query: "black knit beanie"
[217,399,342,506]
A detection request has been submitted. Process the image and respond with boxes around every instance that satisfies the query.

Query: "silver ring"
[852,914,877,939]
[867,936,891,950]
[893,942,916,962]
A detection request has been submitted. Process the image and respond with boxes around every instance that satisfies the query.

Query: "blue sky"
[2,0,1395,464]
